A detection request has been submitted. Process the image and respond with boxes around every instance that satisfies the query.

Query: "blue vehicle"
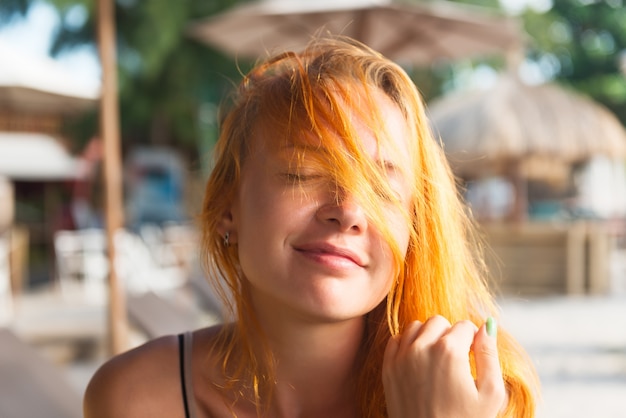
[124,147,186,229]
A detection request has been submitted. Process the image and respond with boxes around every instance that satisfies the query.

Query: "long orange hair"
[200,36,538,417]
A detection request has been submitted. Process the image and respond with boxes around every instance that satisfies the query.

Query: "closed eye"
[282,173,323,182]
[376,160,407,202]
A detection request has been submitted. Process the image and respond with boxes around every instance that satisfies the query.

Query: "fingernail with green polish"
[486,317,497,337]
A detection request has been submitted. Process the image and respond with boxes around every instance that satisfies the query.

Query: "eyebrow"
[378,159,400,173]
[279,142,402,174]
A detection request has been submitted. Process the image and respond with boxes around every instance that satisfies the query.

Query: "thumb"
[474,317,505,401]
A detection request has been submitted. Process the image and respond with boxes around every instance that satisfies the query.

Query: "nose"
[316,193,368,233]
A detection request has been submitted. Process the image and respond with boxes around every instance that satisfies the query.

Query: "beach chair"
[55,228,189,301]
[115,229,187,294]
[0,328,83,418]
[54,228,108,302]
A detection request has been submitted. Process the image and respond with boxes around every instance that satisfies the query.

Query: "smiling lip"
[293,242,366,268]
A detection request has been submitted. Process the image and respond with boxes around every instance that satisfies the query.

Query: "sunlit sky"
[0,0,553,93]
[0,1,101,92]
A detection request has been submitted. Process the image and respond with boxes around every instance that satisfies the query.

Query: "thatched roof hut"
[0,40,99,180]
[0,40,99,115]
[428,73,626,183]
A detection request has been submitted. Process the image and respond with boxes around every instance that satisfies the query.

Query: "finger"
[384,333,400,366]
[474,317,505,399]
[446,319,478,340]
[383,321,422,386]
[440,320,478,352]
[414,315,452,346]
[396,320,423,354]
[435,320,478,374]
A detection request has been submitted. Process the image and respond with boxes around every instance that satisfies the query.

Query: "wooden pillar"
[97,0,128,355]
[565,221,586,295]
[508,159,528,223]
[588,222,610,295]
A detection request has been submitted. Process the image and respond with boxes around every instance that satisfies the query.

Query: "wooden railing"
[480,221,620,296]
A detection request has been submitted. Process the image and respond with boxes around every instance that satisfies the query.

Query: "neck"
[249,300,366,417]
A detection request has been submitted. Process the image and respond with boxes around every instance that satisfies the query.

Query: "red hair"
[200,36,538,417]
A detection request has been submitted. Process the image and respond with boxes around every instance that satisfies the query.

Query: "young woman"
[84,36,538,418]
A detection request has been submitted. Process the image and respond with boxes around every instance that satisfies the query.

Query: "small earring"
[223,232,230,247]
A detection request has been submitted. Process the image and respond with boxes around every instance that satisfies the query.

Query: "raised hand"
[383,316,506,418]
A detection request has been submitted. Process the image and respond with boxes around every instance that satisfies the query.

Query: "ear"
[216,206,237,245]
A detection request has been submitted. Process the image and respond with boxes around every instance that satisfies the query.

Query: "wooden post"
[588,222,610,295]
[565,221,586,295]
[508,159,528,223]
[97,0,128,355]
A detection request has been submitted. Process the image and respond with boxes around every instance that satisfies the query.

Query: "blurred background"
[0,0,625,417]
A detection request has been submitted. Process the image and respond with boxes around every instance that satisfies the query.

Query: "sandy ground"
[499,295,626,418]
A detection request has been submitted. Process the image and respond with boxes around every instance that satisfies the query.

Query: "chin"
[295,299,382,324]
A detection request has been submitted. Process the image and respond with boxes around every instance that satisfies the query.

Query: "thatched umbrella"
[0,40,98,114]
[428,72,626,220]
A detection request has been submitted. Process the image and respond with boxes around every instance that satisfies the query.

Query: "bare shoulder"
[83,334,183,418]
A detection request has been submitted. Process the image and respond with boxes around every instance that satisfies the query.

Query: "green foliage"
[522,0,626,125]
[0,0,30,23]
[1,0,251,155]
[2,0,515,155]
[61,0,249,155]
[8,0,625,153]
[446,0,501,8]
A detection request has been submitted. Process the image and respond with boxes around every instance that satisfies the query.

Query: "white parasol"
[187,0,522,65]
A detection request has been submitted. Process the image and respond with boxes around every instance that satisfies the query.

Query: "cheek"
[234,180,310,245]
[234,190,277,249]
[385,207,412,259]
[395,225,411,259]
[370,221,408,292]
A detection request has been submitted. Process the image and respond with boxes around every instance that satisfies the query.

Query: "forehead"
[254,86,412,166]
[350,89,410,161]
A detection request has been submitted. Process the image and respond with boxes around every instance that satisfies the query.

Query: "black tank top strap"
[178,332,197,418]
